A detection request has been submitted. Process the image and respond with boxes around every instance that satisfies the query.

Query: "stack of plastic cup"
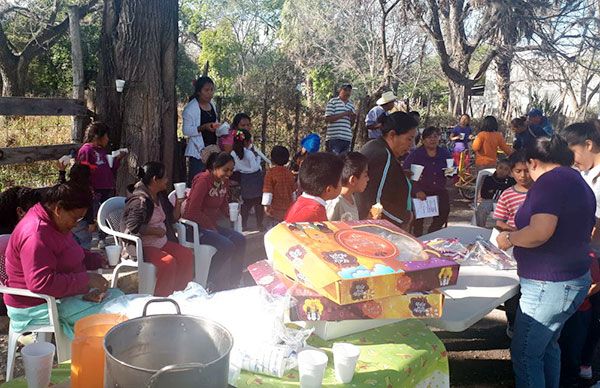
[21,341,55,388]
[229,202,240,222]
[174,182,187,199]
[105,245,122,267]
[298,349,328,388]
[332,343,360,383]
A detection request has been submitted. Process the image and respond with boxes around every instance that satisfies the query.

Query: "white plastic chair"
[470,168,496,225]
[168,190,216,287]
[97,197,157,294]
[0,234,71,381]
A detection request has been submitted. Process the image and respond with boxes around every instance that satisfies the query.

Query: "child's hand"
[415,191,427,201]
[56,160,68,171]
[264,206,273,217]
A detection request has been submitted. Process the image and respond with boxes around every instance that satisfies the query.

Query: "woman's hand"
[497,232,513,251]
[415,191,427,201]
[87,272,109,292]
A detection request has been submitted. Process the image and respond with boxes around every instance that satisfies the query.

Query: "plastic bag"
[424,238,468,261]
[459,236,517,270]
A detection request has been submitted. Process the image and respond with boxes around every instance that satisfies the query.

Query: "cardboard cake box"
[249,260,444,321]
[264,220,459,305]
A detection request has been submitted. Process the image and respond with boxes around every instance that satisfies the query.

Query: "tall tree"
[96,0,179,189]
[0,0,98,96]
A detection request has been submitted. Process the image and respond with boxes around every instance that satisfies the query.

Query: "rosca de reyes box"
[264,219,459,305]
[248,260,444,321]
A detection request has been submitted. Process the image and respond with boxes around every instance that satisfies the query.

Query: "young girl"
[219,113,251,153]
[231,130,264,231]
[76,122,124,246]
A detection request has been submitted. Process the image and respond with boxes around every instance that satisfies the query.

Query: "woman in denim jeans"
[497,135,595,388]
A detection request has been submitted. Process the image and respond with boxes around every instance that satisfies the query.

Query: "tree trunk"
[0,58,24,97]
[381,13,391,89]
[96,0,179,193]
[68,6,86,142]
[448,80,470,116]
[495,52,512,120]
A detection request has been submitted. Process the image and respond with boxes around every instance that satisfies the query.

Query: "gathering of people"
[2,77,600,387]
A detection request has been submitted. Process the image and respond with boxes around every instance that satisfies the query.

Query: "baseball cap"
[301,133,321,153]
[527,108,543,117]
[339,83,353,90]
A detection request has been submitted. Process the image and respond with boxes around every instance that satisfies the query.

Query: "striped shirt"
[493,186,528,228]
[325,97,355,141]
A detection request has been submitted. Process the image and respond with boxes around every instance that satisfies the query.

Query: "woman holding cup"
[122,162,194,297]
[403,126,452,236]
[356,112,418,231]
[184,150,246,291]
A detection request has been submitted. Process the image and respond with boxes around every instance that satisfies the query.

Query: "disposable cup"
[446,158,454,168]
[106,155,114,168]
[21,341,55,388]
[229,202,240,222]
[174,182,187,199]
[111,150,121,158]
[459,133,465,140]
[298,349,328,388]
[58,155,71,165]
[410,164,424,181]
[105,245,122,266]
[332,343,360,384]
[119,148,128,154]
[115,79,125,92]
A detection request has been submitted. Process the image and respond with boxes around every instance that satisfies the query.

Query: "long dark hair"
[138,162,166,186]
[0,186,41,231]
[525,135,574,167]
[231,112,251,130]
[207,152,234,171]
[232,129,251,160]
[189,76,215,102]
[480,116,499,132]
[43,182,93,211]
[562,121,600,147]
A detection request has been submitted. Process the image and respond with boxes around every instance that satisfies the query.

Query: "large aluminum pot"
[103,298,233,388]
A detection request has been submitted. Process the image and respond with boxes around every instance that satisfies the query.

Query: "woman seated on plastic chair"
[3,182,123,339]
[184,149,246,292]
[123,162,194,297]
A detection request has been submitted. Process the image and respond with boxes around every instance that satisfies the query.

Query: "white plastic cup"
[58,155,71,165]
[106,154,114,168]
[229,202,240,222]
[174,182,187,199]
[298,349,328,388]
[459,133,465,140]
[111,150,121,158]
[410,164,424,181]
[115,79,125,92]
[21,341,55,388]
[105,245,122,266]
[446,158,454,169]
[119,148,129,154]
[332,343,360,384]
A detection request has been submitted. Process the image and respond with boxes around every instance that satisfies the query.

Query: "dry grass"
[0,116,72,190]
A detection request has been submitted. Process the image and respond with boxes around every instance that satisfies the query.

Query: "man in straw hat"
[365,91,397,139]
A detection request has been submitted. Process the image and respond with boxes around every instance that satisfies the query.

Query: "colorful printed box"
[249,260,444,321]
[264,220,459,305]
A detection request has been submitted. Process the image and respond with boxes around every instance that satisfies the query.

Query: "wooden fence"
[0,97,94,165]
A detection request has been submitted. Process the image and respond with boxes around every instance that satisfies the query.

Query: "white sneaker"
[580,365,593,379]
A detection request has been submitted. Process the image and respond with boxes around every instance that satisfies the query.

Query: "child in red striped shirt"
[493,150,532,231]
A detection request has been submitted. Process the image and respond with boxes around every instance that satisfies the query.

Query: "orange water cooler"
[71,313,127,388]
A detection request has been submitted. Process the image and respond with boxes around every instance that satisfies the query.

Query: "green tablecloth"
[238,320,449,387]
[2,320,448,388]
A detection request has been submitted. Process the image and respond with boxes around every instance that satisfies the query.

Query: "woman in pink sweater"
[3,182,122,337]
[184,151,246,291]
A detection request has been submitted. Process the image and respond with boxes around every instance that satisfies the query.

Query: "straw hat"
[376,91,398,106]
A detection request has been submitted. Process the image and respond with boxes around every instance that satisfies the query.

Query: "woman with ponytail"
[122,162,194,297]
[496,135,595,387]
[184,149,246,291]
[231,129,264,231]
[182,76,221,184]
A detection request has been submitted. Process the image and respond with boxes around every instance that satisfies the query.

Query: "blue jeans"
[325,139,351,155]
[188,157,205,186]
[511,272,591,388]
[558,309,592,385]
[200,227,246,291]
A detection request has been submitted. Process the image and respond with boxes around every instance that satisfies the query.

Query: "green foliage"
[177,48,201,101]
[308,66,335,104]
[198,20,242,94]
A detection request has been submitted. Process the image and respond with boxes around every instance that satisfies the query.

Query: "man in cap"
[365,91,397,139]
[527,108,553,137]
[324,83,356,155]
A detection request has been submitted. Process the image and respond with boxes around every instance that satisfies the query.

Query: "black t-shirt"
[480,173,515,200]
[200,105,218,146]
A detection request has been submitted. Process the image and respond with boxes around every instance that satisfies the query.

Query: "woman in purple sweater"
[404,126,452,236]
[497,136,595,388]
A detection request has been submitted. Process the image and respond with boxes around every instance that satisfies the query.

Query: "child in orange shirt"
[262,146,297,225]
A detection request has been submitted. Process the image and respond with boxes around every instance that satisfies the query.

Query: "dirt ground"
[1,189,599,387]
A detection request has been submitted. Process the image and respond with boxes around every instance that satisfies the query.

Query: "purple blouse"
[403,146,452,194]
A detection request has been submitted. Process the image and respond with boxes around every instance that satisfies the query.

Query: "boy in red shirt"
[285,152,344,223]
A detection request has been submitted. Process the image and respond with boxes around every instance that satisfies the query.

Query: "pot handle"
[147,362,206,388]
[142,298,181,317]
